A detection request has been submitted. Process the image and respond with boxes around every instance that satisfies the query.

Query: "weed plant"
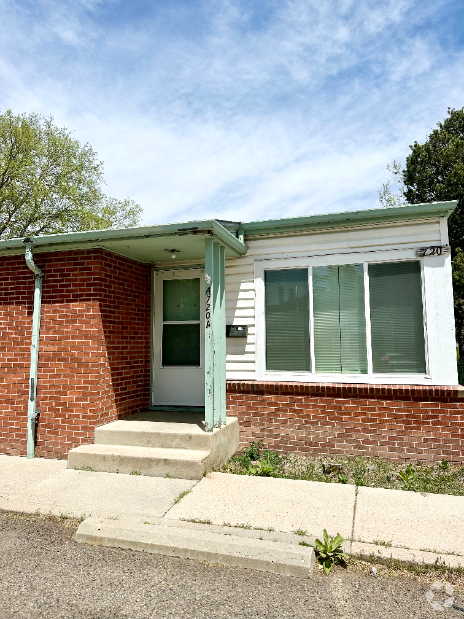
[222,447,464,496]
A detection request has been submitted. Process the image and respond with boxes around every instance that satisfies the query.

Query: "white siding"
[225,219,454,383]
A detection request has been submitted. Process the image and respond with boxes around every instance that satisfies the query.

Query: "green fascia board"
[0,218,247,260]
[241,201,458,237]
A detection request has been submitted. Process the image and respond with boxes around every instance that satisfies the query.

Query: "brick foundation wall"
[0,250,151,458]
[227,381,464,463]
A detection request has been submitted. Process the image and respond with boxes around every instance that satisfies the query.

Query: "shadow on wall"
[0,249,151,457]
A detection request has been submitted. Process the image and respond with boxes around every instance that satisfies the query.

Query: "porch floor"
[67,410,239,480]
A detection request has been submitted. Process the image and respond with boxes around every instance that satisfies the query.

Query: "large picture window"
[264,260,427,375]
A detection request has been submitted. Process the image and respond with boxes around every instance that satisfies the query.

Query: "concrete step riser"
[67,451,206,480]
[95,428,212,451]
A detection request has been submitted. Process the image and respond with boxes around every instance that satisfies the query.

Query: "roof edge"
[0,219,247,257]
[241,201,458,236]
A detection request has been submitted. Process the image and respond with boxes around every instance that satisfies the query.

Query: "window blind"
[265,269,311,371]
[369,261,426,374]
[339,264,368,374]
[313,264,367,373]
[312,265,341,373]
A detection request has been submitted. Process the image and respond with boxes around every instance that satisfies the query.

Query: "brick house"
[0,201,462,475]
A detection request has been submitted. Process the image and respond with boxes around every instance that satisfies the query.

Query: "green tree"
[378,160,406,208]
[399,107,464,355]
[0,109,142,239]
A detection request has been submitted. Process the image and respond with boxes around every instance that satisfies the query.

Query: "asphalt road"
[0,511,462,619]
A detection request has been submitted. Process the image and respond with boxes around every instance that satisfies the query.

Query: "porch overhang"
[0,219,247,262]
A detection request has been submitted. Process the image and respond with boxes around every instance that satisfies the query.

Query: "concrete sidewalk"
[1,455,463,569]
[166,472,464,567]
[0,454,195,519]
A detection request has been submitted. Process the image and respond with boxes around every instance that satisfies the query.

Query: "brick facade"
[0,249,151,458]
[227,381,464,463]
[2,247,463,464]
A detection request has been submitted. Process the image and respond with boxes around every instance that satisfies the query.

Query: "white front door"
[152,269,205,406]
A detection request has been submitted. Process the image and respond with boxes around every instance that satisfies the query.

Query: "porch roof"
[0,219,247,263]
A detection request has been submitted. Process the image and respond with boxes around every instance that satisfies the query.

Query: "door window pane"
[369,261,426,373]
[162,323,201,366]
[313,264,367,373]
[163,279,200,322]
[265,269,311,371]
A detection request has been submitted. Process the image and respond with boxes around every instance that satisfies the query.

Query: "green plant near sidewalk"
[314,530,348,575]
[398,464,416,489]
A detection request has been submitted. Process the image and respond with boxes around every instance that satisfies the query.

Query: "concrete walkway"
[0,454,195,519]
[1,455,463,569]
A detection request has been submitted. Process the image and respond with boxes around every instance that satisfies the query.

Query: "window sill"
[259,372,433,385]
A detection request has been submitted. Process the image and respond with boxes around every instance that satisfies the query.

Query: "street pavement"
[1,511,463,619]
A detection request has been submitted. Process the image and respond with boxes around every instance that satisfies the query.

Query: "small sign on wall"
[415,245,450,257]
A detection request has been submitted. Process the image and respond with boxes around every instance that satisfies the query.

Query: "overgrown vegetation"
[222,443,464,496]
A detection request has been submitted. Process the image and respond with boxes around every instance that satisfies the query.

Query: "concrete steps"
[67,411,239,480]
[67,444,211,479]
[76,517,316,577]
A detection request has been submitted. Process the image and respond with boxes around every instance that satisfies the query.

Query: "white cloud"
[0,0,462,224]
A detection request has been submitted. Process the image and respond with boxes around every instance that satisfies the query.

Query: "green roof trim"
[0,201,457,262]
[0,219,247,262]
[241,201,458,236]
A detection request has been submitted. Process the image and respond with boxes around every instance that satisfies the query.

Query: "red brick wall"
[227,381,464,463]
[0,250,151,458]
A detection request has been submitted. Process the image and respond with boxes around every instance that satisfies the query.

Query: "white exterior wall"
[225,217,458,386]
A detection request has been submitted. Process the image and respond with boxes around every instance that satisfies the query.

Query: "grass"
[373,539,393,548]
[183,518,213,525]
[349,554,464,591]
[0,509,85,529]
[221,445,464,496]
[173,489,191,504]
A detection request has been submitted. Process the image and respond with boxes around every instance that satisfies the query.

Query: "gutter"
[23,238,43,458]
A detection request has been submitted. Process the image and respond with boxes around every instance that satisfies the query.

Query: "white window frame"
[255,248,431,385]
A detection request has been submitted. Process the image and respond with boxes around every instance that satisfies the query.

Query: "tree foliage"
[399,107,464,355]
[378,160,406,208]
[0,110,142,239]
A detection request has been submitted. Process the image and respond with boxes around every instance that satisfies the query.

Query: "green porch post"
[204,237,226,431]
[218,244,226,426]
[204,238,214,431]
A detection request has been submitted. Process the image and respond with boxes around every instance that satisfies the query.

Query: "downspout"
[23,238,43,458]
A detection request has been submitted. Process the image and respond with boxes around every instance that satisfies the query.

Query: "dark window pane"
[163,279,200,322]
[162,323,201,366]
[369,261,426,374]
[265,269,311,371]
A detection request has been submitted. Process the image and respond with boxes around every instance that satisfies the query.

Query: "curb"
[76,516,316,577]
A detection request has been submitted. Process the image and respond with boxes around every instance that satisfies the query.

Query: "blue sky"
[0,0,463,225]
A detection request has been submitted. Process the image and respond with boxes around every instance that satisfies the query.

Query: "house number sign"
[415,245,450,257]
[205,273,211,328]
